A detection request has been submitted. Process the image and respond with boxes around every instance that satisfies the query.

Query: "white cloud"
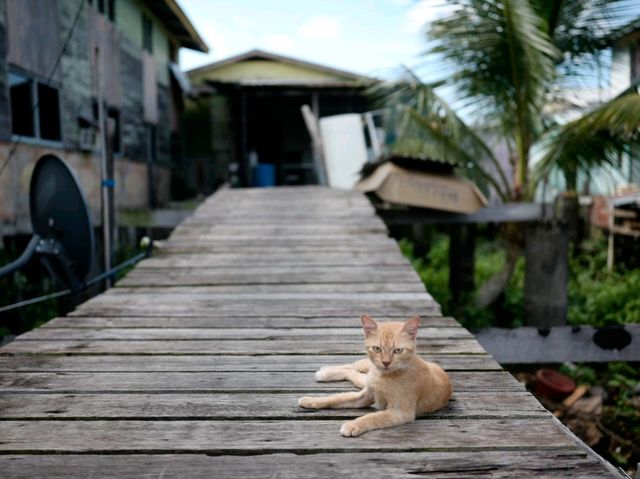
[199,21,234,58]
[403,2,455,34]
[232,15,255,30]
[297,15,343,39]
[264,34,295,53]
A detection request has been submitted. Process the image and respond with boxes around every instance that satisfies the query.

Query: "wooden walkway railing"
[0,187,621,477]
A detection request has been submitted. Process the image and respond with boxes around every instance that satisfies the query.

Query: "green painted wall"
[117,0,171,86]
[190,60,356,85]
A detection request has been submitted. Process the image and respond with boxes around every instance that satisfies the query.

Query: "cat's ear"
[403,316,420,339]
[361,314,378,336]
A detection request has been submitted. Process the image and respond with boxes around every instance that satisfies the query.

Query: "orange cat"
[298,314,452,437]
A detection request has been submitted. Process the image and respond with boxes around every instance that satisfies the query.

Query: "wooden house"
[185,49,372,190]
[0,0,207,238]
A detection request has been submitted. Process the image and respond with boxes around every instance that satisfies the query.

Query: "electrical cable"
[0,250,149,315]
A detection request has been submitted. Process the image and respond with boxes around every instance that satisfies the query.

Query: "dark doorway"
[245,90,315,185]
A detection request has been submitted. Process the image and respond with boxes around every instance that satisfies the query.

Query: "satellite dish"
[0,154,95,291]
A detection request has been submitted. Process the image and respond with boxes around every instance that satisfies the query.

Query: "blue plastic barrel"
[252,164,276,187]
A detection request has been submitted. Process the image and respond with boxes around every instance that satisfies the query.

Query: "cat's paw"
[314,367,333,382]
[340,420,364,437]
[298,396,320,409]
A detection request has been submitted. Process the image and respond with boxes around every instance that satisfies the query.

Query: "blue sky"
[178,0,445,77]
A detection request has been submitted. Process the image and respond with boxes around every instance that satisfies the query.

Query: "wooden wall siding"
[156,83,171,164]
[0,187,621,477]
[119,39,146,161]
[5,0,60,79]
[58,0,92,151]
[0,0,175,168]
[89,6,122,108]
[142,50,158,124]
[0,0,10,141]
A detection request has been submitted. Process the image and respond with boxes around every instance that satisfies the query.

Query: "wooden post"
[411,224,431,258]
[448,224,476,300]
[524,221,568,328]
[95,46,112,288]
[240,89,249,186]
[301,104,326,185]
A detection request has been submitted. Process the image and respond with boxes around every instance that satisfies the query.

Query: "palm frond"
[539,0,638,56]
[532,85,640,192]
[370,76,512,200]
[428,0,559,187]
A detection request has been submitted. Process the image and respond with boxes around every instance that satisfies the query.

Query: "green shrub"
[401,232,639,329]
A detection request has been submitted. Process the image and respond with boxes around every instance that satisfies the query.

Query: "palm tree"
[378,0,640,306]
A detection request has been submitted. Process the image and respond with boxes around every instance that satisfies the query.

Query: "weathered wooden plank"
[156,237,397,247]
[81,292,433,303]
[70,299,440,317]
[107,283,428,294]
[117,269,422,287]
[476,326,640,363]
[0,371,520,392]
[172,224,388,235]
[69,307,442,318]
[0,338,483,355]
[182,216,382,225]
[0,391,546,419]
[167,234,395,243]
[43,316,460,329]
[138,253,411,267]
[16,327,473,341]
[0,418,577,452]
[0,451,613,479]
[154,244,401,254]
[76,293,439,318]
[0,354,498,372]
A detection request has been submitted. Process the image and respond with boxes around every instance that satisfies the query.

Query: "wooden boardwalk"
[0,187,621,477]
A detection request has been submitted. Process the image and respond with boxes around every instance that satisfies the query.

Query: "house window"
[107,0,115,21]
[9,72,35,137]
[107,107,121,154]
[142,14,153,53]
[9,70,61,141]
[37,83,62,141]
[88,0,114,21]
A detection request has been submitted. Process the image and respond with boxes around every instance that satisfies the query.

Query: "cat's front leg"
[340,409,415,437]
[315,366,367,389]
[298,388,373,410]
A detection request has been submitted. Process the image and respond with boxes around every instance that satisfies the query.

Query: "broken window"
[9,71,35,137]
[9,69,61,141]
[37,83,62,141]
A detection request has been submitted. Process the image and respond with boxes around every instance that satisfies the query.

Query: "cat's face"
[361,315,419,373]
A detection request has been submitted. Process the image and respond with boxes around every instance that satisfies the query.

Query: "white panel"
[319,114,367,189]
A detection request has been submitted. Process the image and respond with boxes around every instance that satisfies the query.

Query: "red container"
[535,368,576,400]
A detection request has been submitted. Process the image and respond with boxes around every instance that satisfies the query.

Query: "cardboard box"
[356,162,488,214]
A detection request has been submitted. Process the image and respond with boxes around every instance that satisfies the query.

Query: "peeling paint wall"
[0,0,178,235]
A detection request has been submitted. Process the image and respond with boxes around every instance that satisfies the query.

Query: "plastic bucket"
[252,164,276,187]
